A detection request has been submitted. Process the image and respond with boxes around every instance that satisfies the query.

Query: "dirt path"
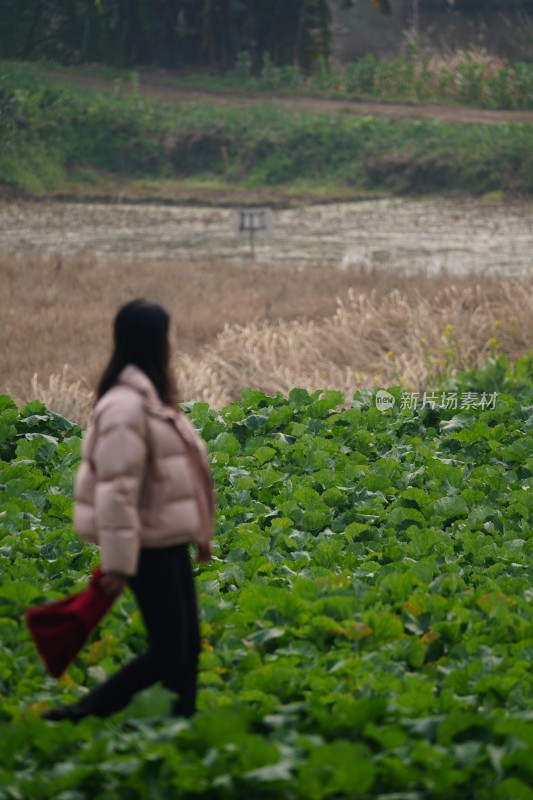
[48,68,533,126]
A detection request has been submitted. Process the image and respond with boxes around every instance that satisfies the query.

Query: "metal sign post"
[235,207,272,259]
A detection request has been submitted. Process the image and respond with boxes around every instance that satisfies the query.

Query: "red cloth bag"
[24,568,116,678]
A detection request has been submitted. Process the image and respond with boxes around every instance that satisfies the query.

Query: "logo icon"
[375,390,396,412]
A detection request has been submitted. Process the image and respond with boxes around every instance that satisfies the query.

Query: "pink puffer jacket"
[73,365,216,576]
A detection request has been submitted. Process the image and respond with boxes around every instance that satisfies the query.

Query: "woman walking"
[43,299,216,722]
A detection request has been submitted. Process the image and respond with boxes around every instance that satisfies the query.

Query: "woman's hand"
[100,571,128,597]
[195,541,213,563]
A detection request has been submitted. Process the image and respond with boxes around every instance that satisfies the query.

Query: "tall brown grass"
[3,252,532,424]
[28,366,95,425]
[178,281,532,408]
[2,250,399,390]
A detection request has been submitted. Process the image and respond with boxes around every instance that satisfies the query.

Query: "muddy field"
[2,198,533,276]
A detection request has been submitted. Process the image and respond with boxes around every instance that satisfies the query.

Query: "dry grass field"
[3,250,533,424]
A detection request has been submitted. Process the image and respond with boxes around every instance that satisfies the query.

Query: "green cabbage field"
[2,355,533,799]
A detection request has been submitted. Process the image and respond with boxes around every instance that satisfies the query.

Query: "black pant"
[75,544,201,719]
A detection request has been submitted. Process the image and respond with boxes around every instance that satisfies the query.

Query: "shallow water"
[1,198,532,276]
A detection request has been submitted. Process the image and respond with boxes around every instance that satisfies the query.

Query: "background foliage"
[0,0,346,71]
[3,0,533,71]
[3,63,533,198]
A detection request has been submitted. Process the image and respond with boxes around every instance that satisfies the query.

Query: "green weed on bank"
[3,62,533,198]
[2,355,533,797]
[155,49,533,111]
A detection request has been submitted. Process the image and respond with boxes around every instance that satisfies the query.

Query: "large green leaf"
[298,741,375,798]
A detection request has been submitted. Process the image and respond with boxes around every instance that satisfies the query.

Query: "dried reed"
[28,366,95,424]
[14,279,532,425]
[177,280,532,408]
[4,250,492,419]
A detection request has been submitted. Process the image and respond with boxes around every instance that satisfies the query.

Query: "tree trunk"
[23,0,43,59]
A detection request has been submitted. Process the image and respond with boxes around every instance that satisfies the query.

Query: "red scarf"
[25,568,116,678]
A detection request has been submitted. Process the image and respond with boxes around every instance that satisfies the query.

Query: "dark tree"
[0,0,354,69]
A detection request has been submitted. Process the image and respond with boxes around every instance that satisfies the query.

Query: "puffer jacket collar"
[117,366,197,439]
[117,366,176,421]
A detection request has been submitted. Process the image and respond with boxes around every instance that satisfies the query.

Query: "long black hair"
[96,299,176,406]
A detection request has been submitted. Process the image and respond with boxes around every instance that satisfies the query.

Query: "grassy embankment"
[2,61,533,202]
[16,48,533,109]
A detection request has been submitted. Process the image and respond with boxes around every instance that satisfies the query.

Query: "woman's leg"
[131,544,201,717]
[43,545,201,721]
[72,652,161,717]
